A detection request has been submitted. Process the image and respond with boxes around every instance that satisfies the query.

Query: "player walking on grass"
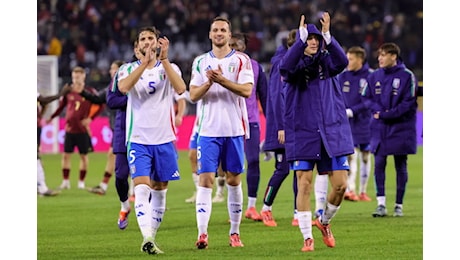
[279,12,353,252]
[117,26,186,255]
[339,46,374,202]
[189,16,253,249]
[362,42,418,217]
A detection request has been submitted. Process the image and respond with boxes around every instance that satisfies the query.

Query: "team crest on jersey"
[359,78,367,88]
[159,70,166,81]
[228,63,236,73]
[392,78,400,89]
[359,78,367,93]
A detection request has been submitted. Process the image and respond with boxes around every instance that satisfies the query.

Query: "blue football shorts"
[127,142,180,182]
[197,136,245,174]
[290,145,350,172]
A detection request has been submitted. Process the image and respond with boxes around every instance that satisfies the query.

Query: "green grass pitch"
[38,147,423,259]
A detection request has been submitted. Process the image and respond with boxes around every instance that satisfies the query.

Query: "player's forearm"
[118,63,147,94]
[176,99,186,118]
[38,94,61,106]
[161,59,186,95]
[80,90,106,104]
[190,82,212,103]
[220,79,253,98]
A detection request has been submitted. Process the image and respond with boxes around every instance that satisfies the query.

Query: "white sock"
[262,204,272,211]
[322,202,339,225]
[227,183,243,235]
[359,152,371,194]
[121,200,130,212]
[100,182,108,191]
[297,211,312,240]
[150,189,167,240]
[196,186,213,235]
[348,150,358,192]
[314,174,328,212]
[247,197,257,209]
[37,159,48,193]
[134,184,153,239]
[377,196,386,207]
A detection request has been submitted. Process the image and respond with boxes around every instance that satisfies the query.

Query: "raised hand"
[158,36,169,60]
[298,15,308,43]
[320,12,330,33]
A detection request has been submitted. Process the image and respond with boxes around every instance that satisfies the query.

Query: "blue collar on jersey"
[209,49,235,58]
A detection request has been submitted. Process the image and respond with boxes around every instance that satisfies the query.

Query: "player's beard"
[212,37,228,48]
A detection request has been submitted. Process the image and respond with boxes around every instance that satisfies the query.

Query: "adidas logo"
[172,171,180,178]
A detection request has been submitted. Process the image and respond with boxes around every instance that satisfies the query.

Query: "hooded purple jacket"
[362,60,418,155]
[279,24,354,161]
[264,44,287,151]
[338,63,374,145]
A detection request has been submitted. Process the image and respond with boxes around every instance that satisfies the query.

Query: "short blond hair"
[72,66,85,73]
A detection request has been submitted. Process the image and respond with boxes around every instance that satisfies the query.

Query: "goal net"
[37,55,60,153]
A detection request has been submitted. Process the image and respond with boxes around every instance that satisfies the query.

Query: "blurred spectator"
[37,0,423,99]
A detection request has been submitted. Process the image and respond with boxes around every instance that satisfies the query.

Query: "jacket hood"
[307,24,322,38]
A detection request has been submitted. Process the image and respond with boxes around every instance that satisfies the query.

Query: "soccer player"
[117,26,186,254]
[339,46,374,202]
[279,13,353,252]
[259,29,298,227]
[37,85,71,196]
[228,32,268,222]
[362,42,418,217]
[189,16,253,249]
[47,66,104,190]
[79,60,124,196]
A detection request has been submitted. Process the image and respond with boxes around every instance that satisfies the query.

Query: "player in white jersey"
[117,26,186,255]
[189,16,254,249]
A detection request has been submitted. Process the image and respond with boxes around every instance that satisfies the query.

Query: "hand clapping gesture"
[158,36,170,60]
[320,12,330,33]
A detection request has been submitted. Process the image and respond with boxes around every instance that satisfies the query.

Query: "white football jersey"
[189,50,254,138]
[118,60,182,145]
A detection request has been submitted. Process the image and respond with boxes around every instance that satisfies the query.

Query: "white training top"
[189,50,254,138]
[118,60,182,145]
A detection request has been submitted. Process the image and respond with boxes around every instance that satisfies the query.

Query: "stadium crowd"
[37,0,422,99]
